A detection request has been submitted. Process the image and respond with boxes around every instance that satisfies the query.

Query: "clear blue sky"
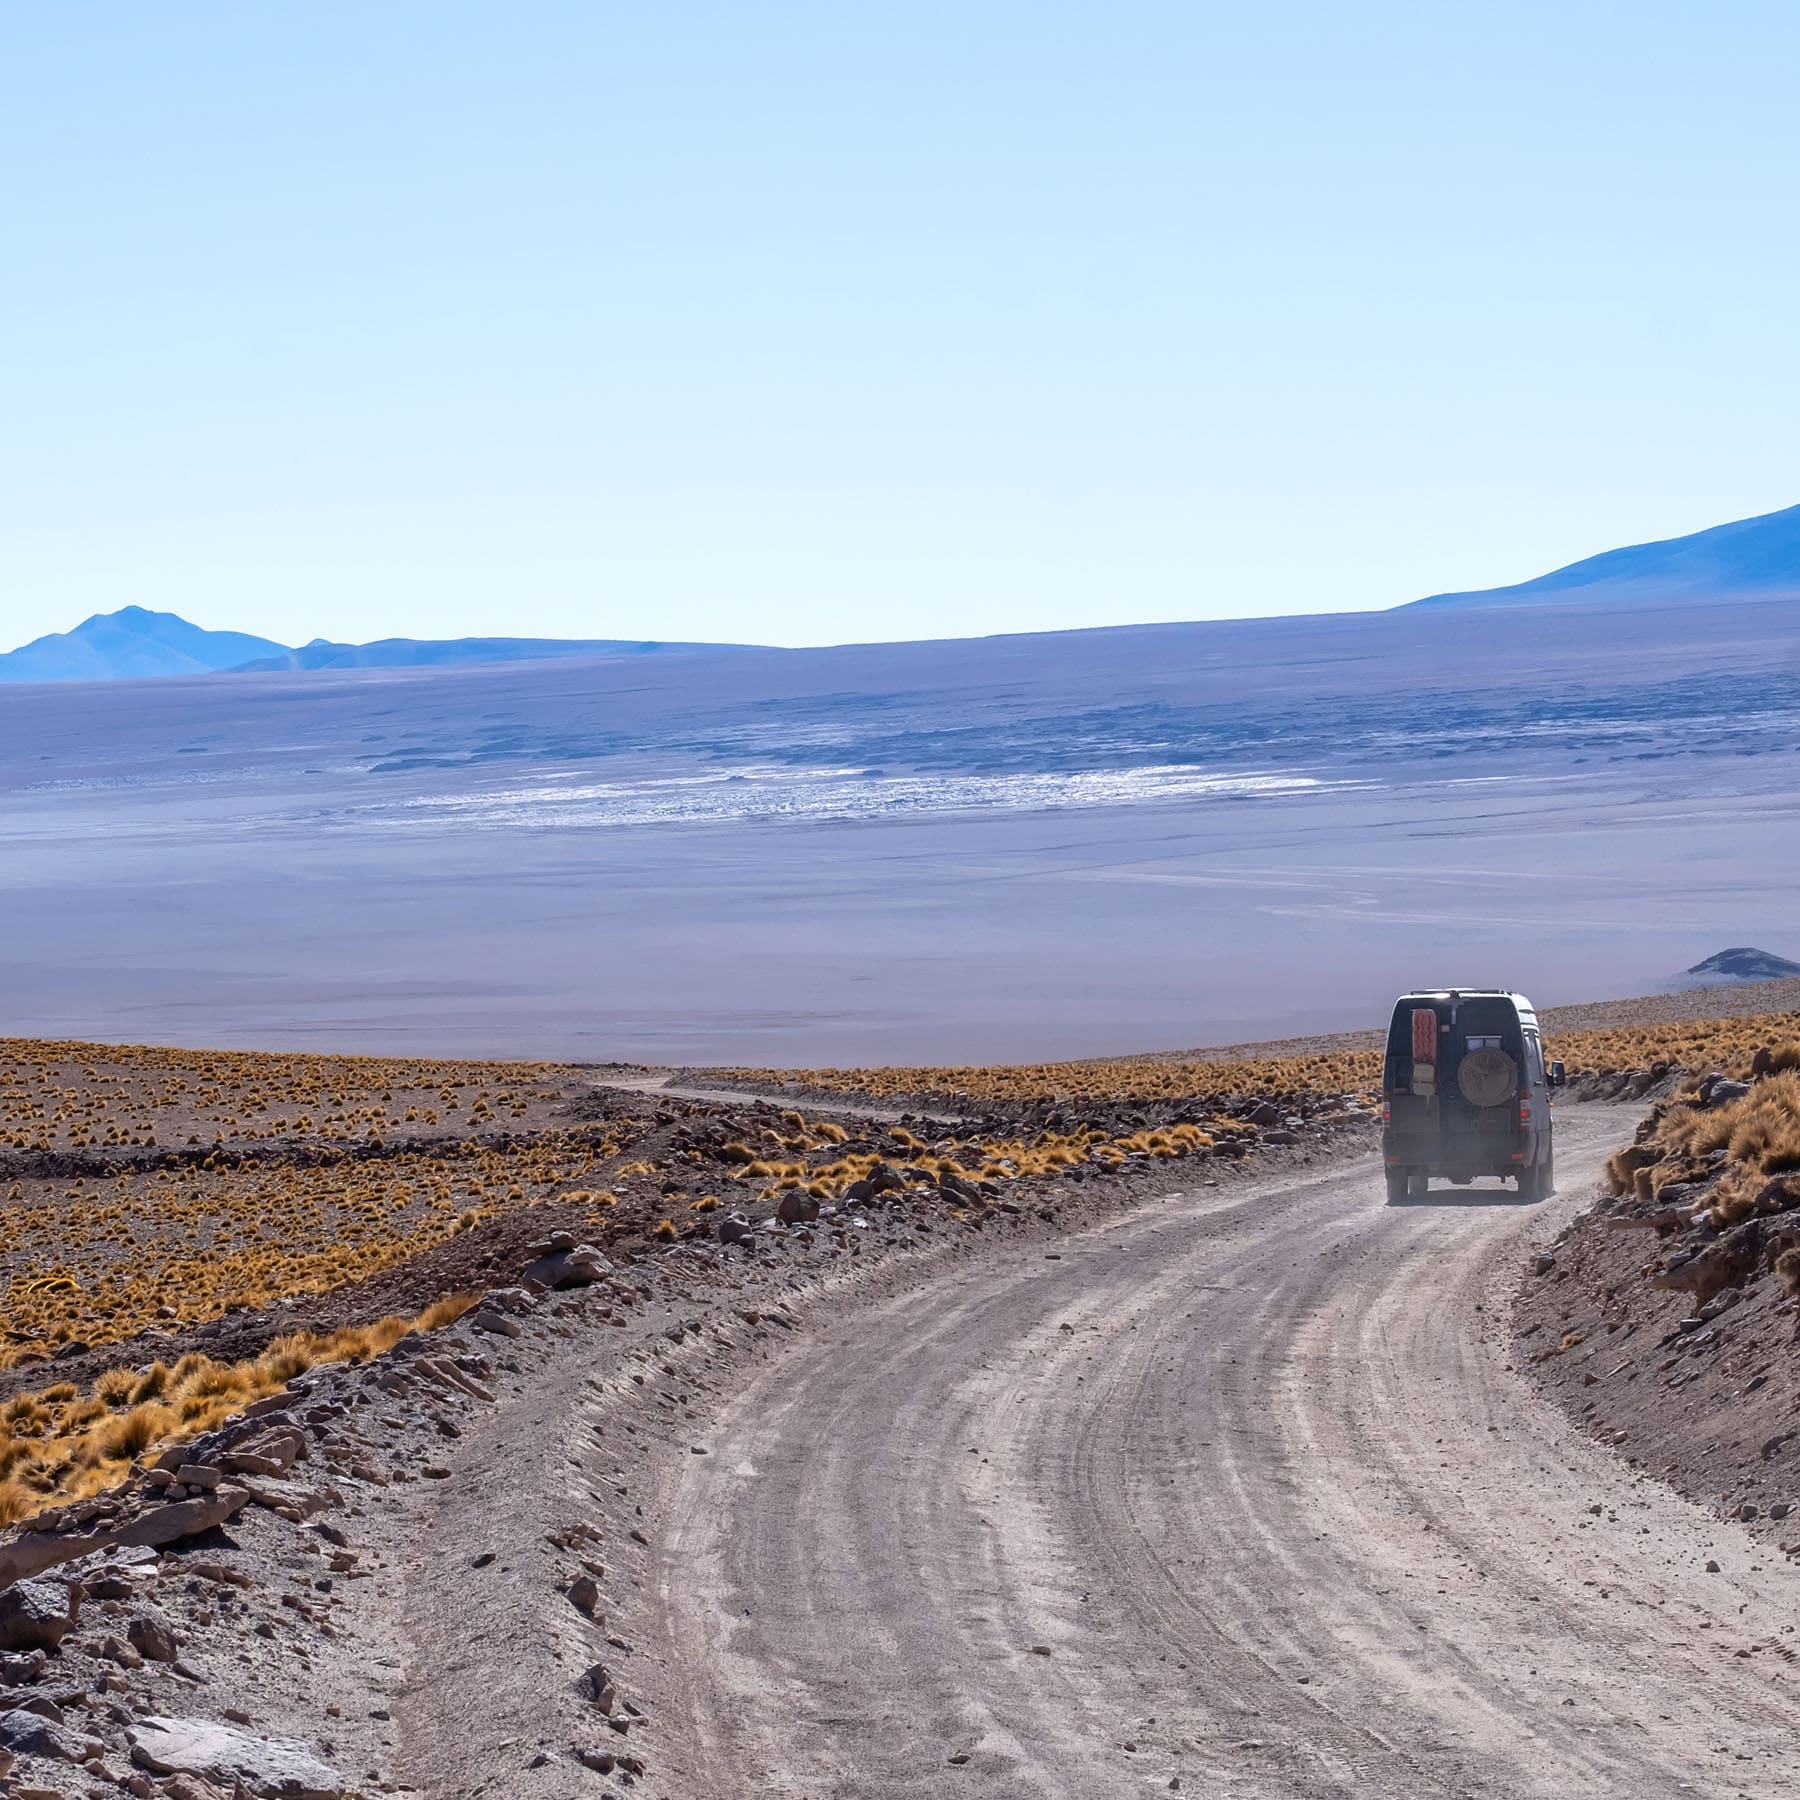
[4,1,1798,651]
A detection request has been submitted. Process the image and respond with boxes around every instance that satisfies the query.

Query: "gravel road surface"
[655,1107,1800,1798]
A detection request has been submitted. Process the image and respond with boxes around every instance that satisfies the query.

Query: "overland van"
[1380,989,1563,1202]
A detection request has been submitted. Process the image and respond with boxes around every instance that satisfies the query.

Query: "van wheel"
[1385,1167,1408,1204]
[1408,1169,1430,1198]
[1541,1149,1555,1197]
[1518,1161,1546,1202]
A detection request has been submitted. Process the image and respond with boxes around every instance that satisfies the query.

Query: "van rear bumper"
[1382,1125,1531,1177]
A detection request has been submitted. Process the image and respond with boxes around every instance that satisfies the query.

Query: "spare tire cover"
[1457,1047,1518,1107]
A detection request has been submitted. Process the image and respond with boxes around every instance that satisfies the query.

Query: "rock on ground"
[130,1714,347,1799]
[0,1581,76,1654]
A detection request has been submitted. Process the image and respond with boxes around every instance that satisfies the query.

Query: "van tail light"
[1519,1100,1531,1124]
[1381,1102,1391,1124]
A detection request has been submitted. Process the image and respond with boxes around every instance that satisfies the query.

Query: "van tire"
[1541,1149,1555,1196]
[1386,1167,1408,1204]
[1519,1159,1546,1202]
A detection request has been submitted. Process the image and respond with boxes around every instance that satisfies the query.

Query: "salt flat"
[2,592,1796,1062]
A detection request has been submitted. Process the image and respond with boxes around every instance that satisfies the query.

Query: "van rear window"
[1386,997,1521,1057]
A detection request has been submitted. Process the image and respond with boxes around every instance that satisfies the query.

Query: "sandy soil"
[640,1104,1800,1798]
[1517,1164,1800,1551]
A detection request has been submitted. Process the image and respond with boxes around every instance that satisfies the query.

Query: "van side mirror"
[1549,1060,1566,1088]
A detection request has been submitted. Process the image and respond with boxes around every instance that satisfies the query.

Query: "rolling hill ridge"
[10,495,1800,681]
[1413,499,1800,608]
[0,608,756,684]
[0,606,287,683]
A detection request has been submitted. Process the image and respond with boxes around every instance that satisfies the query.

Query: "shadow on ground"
[1386,1185,1543,1209]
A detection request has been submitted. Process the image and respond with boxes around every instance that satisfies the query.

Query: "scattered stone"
[127,1610,181,1664]
[224,1430,305,1478]
[468,1310,524,1339]
[523,1246,613,1290]
[0,1705,103,1765]
[777,1190,820,1226]
[130,1715,347,1799]
[189,1562,254,1591]
[116,1487,252,1553]
[579,1663,617,1714]
[0,1583,77,1655]
[98,1635,145,1670]
[56,1544,157,1598]
[566,1576,603,1620]
[235,1476,338,1521]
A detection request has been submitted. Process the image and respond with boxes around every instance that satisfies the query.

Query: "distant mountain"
[0,607,288,683]
[231,635,753,673]
[0,610,763,684]
[1411,500,1800,609]
[1666,947,1800,990]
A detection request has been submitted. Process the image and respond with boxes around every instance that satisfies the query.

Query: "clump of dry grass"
[1552,1014,1800,1084]
[712,1009,1800,1114]
[1608,1072,1800,1233]
[0,1116,644,1363]
[0,1035,559,1156]
[1777,1244,1800,1301]
[416,1293,478,1332]
[697,1113,1233,1214]
[710,1049,1380,1111]
[0,1480,39,1527]
[93,1366,137,1405]
[0,1294,479,1522]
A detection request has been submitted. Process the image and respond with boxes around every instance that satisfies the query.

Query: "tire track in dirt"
[654,1107,1800,1798]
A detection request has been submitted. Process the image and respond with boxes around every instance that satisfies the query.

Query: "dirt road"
[655,1108,1800,1798]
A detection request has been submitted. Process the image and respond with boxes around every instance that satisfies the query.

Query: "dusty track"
[653,1107,1800,1799]
[596,1070,954,1122]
